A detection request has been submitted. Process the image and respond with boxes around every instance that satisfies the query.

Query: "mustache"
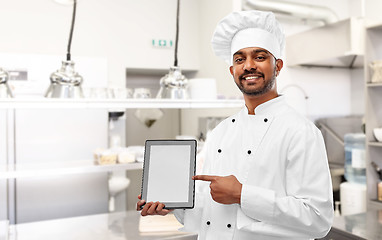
[239,69,264,80]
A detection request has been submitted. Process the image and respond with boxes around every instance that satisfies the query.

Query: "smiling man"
[230,47,282,114]
[137,10,334,240]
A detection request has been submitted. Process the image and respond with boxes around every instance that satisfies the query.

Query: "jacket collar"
[242,95,287,116]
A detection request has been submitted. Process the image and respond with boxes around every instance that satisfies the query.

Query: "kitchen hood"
[286,17,365,68]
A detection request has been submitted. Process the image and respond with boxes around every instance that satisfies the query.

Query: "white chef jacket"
[174,96,334,240]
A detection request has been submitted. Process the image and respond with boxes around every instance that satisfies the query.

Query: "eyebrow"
[233,49,278,61]
[233,49,270,56]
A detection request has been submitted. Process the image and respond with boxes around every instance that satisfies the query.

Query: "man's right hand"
[136,194,173,216]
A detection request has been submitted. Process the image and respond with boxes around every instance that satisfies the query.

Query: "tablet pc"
[141,139,196,209]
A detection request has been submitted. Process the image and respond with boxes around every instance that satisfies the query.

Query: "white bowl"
[373,128,382,142]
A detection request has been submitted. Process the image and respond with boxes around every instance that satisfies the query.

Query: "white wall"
[277,67,353,120]
[350,68,365,115]
[365,0,382,23]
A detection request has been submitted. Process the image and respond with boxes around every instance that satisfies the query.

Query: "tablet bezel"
[141,139,196,209]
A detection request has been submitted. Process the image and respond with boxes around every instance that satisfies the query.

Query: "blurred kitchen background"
[1,0,382,239]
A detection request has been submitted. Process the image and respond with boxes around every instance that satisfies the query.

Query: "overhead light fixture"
[0,68,13,98]
[156,0,188,99]
[45,0,84,98]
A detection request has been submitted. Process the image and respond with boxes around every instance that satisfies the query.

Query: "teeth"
[245,76,260,80]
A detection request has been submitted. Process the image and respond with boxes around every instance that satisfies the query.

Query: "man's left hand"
[193,175,242,204]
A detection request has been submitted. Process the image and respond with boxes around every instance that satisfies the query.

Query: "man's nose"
[243,58,256,71]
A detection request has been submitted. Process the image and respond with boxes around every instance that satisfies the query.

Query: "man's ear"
[229,66,234,76]
[276,59,284,73]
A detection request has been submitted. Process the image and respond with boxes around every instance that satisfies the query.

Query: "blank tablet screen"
[141,140,196,209]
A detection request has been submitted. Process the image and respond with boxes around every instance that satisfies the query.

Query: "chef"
[137,10,334,240]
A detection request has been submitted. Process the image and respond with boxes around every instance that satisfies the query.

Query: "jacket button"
[227,224,231,228]
[206,221,211,225]
[232,119,235,123]
[264,118,268,122]
[247,150,251,154]
[218,149,222,153]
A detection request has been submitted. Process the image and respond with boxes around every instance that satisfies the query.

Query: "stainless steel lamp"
[156,0,188,99]
[45,0,84,98]
[45,60,83,98]
[157,66,188,99]
[0,68,13,98]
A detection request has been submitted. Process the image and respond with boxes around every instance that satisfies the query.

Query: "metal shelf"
[366,82,382,87]
[368,141,382,147]
[0,98,244,110]
[0,160,143,179]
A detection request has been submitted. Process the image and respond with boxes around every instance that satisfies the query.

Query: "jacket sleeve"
[238,123,334,239]
[173,209,185,224]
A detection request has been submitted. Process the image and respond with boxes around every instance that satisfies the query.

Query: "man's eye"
[255,56,266,61]
[234,58,244,63]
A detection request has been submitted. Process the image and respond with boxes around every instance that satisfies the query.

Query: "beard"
[235,68,277,96]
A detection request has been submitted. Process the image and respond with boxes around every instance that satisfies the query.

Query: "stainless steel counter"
[329,210,382,240]
[8,211,197,240]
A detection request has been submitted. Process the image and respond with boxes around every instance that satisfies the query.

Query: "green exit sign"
[152,39,174,48]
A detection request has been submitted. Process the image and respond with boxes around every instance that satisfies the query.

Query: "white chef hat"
[211,10,285,65]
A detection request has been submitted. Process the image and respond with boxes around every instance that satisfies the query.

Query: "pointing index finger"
[193,175,217,182]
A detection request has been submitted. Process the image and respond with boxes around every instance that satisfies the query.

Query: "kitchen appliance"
[45,0,84,98]
[0,68,13,98]
[156,0,189,100]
